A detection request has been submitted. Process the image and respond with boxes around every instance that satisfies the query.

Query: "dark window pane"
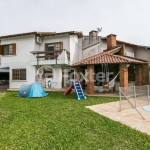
[20,69,26,80]
[4,45,9,55]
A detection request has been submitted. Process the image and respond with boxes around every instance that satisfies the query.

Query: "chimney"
[106,34,117,49]
[89,30,98,45]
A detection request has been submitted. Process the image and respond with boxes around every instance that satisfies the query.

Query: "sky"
[0,0,150,46]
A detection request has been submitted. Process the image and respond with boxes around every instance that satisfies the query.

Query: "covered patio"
[72,34,149,95]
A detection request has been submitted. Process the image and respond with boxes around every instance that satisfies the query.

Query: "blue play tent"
[16,82,48,98]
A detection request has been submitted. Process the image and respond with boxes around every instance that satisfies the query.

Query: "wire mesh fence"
[119,85,150,120]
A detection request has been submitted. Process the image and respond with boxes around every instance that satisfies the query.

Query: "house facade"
[0,31,82,89]
[0,30,149,93]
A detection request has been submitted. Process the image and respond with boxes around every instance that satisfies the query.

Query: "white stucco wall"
[82,38,108,59]
[83,43,100,59]
[135,47,150,62]
[0,35,36,89]
[100,40,107,51]
[52,67,62,88]
[63,69,69,88]
[39,35,69,52]
[124,45,135,53]
[78,38,83,61]
[0,34,78,89]
[9,65,36,89]
[69,35,79,64]
[1,35,35,66]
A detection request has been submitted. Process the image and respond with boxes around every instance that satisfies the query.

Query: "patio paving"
[86,98,150,135]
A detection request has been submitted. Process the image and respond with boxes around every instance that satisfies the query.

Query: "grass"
[0,91,150,150]
[0,92,3,97]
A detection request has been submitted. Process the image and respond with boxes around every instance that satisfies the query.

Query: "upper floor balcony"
[30,49,70,66]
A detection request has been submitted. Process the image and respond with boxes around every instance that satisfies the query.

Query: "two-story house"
[0,31,83,89]
[0,30,149,95]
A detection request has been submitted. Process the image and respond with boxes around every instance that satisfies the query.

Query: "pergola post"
[135,64,142,86]
[119,64,128,87]
[87,64,94,95]
[142,64,149,85]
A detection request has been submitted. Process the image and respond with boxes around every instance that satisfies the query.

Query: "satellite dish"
[97,27,102,32]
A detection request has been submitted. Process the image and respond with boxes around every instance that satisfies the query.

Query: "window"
[125,51,134,57]
[12,69,26,80]
[45,42,63,59]
[0,43,16,55]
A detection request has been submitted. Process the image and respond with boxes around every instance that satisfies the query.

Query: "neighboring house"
[0,30,149,93]
[0,31,83,89]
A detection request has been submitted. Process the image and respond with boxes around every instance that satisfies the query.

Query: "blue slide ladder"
[72,80,86,100]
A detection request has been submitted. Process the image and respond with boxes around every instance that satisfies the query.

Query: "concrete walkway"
[86,99,150,135]
[0,85,8,97]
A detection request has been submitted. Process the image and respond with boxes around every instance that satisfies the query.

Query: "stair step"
[77,91,82,92]
[72,81,86,100]
[79,96,85,98]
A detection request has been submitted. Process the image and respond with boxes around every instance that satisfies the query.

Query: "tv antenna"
[97,27,102,32]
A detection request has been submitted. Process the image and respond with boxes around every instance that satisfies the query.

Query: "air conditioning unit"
[36,36,42,44]
[125,51,134,57]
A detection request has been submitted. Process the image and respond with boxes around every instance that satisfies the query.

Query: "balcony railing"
[30,49,70,65]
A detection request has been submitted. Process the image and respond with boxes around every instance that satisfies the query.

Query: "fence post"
[134,86,137,108]
[0,55,1,65]
[147,85,150,105]
[119,87,122,112]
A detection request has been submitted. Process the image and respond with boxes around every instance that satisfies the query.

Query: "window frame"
[3,45,12,55]
[0,43,16,56]
[45,42,63,59]
[12,69,26,80]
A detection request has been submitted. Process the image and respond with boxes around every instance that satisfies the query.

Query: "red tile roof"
[72,47,148,66]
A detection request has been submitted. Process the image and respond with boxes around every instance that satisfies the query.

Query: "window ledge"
[10,80,27,82]
[1,55,17,57]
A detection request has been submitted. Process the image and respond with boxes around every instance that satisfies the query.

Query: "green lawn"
[0,91,150,150]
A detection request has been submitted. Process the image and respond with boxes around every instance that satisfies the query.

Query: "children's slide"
[64,81,86,100]
[64,85,73,95]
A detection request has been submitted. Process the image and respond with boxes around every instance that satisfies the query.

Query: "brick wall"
[87,64,94,95]
[135,65,142,86]
[107,34,117,49]
[119,64,128,87]
[142,64,149,85]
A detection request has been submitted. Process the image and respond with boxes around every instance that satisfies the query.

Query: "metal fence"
[119,85,150,120]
